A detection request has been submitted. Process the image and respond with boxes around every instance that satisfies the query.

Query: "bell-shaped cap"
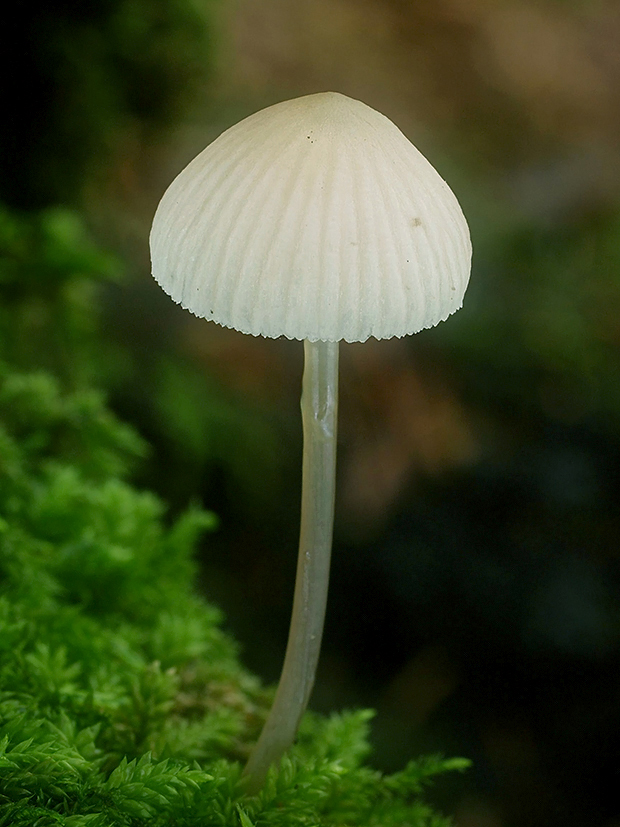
[150,92,471,343]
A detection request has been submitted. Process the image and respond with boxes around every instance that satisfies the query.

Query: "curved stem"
[243,339,339,792]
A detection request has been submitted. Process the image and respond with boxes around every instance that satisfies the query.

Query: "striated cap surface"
[150,92,471,343]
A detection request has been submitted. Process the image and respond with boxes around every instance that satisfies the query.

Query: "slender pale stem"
[243,339,339,793]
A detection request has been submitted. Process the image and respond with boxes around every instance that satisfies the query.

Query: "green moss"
[0,208,468,824]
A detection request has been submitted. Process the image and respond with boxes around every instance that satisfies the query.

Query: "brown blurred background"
[3,1,620,825]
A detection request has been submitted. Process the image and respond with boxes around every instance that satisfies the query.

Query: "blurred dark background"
[3,1,620,825]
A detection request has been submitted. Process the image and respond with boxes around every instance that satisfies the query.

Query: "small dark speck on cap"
[411,217,422,228]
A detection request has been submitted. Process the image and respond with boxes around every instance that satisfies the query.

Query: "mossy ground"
[0,207,467,825]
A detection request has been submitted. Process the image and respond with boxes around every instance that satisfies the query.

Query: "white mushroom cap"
[150,92,471,343]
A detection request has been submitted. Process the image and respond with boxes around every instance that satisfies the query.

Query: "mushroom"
[149,91,471,792]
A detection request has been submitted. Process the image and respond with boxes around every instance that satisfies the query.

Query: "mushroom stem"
[243,339,339,792]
